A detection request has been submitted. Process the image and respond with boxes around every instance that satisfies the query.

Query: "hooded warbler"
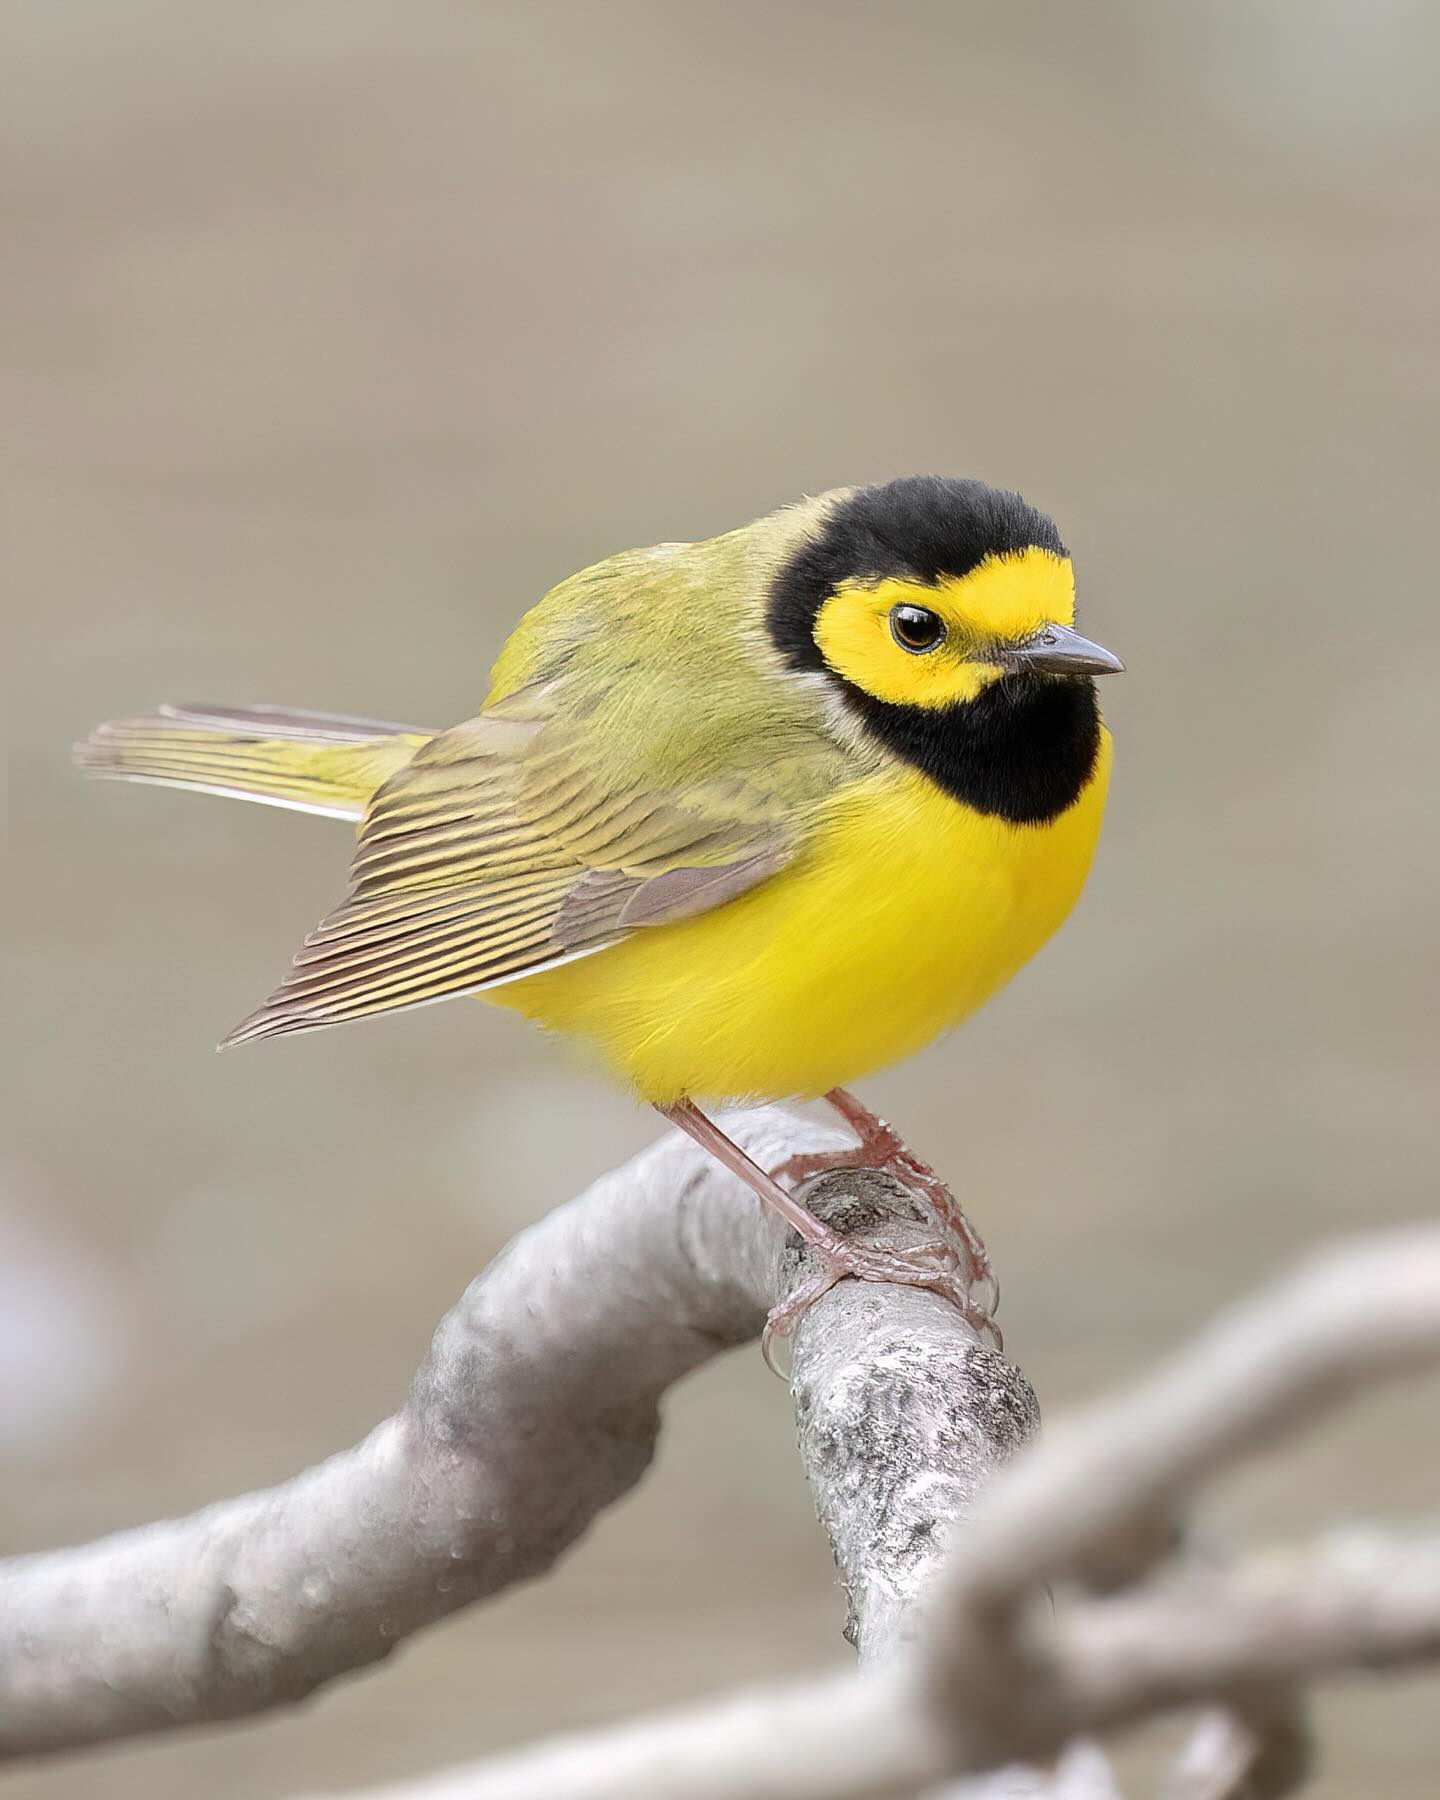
[80,475,1122,1334]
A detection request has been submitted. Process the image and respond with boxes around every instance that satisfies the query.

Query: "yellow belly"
[486,731,1111,1105]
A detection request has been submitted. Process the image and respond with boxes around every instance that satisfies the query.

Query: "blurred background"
[5,3,1438,1795]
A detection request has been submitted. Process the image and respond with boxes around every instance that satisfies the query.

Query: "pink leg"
[660,1099,980,1369]
[774,1088,1000,1328]
[661,1099,855,1261]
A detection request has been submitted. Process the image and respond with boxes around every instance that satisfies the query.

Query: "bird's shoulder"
[480,503,858,798]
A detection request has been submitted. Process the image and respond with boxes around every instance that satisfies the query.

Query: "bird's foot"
[761,1233,992,1373]
[773,1086,1000,1326]
[657,1095,1001,1376]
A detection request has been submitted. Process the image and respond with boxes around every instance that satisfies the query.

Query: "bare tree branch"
[306,1228,1440,1800]
[1164,1699,1311,1800]
[2,1108,1051,1778]
[5,1093,1437,1800]
[1159,1535,1312,1800]
[293,1534,1440,1800]
[782,1167,1039,1664]
[779,1169,1075,1797]
[912,1228,1440,1786]
[929,1228,1440,1629]
[1164,1706,1302,1800]
[0,1109,832,1758]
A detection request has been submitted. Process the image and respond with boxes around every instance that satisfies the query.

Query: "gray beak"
[1008,623,1125,677]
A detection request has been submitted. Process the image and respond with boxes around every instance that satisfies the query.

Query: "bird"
[79,475,1122,1346]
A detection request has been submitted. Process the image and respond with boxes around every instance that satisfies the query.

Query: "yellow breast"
[486,730,1111,1105]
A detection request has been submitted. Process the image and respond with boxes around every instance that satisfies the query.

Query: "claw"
[658,1094,1001,1374]
[773,1088,1003,1341]
[761,1230,1001,1377]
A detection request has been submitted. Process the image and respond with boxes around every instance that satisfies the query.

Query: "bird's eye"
[889,604,946,653]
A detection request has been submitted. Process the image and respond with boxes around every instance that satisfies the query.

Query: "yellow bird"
[80,476,1121,1340]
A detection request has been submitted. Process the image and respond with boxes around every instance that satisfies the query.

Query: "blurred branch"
[1158,1532,1312,1800]
[317,1533,1439,1800]
[914,1226,1440,1789]
[1164,1691,1311,1800]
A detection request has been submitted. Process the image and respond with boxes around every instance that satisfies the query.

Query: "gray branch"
[300,1535,1440,1800]
[0,1109,782,1754]
[6,1112,1438,1800]
[309,1229,1440,1800]
[0,1107,1042,1770]
[783,1168,1039,1663]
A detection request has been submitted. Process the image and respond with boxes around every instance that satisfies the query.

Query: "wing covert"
[224,684,827,1045]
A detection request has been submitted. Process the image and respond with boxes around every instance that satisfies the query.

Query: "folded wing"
[223,687,814,1045]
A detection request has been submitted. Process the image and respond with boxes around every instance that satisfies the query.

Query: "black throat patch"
[846,676,1101,825]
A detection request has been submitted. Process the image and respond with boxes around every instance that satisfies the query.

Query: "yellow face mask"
[813,547,1080,708]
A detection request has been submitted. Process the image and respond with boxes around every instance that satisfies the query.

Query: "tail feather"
[76,702,431,822]
[155,701,422,743]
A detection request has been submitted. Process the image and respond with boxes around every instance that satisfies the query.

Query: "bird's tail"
[75,701,433,822]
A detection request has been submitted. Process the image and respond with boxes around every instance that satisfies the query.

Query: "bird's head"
[766,476,1123,822]
[767,474,1122,709]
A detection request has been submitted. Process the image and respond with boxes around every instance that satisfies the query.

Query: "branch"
[1158,1534,1312,1800]
[0,1108,826,1757]
[782,1167,1039,1662]
[1,1108,1046,1773]
[1163,1693,1311,1800]
[930,1226,1440,1626]
[290,1534,1440,1800]
[316,1227,1440,1799]
[780,1169,1070,1796]
[6,1104,1438,1798]
[916,1226,1440,1777]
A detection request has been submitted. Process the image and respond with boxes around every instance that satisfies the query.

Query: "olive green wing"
[223,685,838,1045]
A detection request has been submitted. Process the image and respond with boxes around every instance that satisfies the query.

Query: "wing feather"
[224,680,842,1047]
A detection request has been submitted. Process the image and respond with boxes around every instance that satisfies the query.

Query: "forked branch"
[2,1116,1436,1800]
[306,1228,1440,1800]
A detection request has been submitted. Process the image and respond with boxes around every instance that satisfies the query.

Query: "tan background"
[5,4,1438,1795]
